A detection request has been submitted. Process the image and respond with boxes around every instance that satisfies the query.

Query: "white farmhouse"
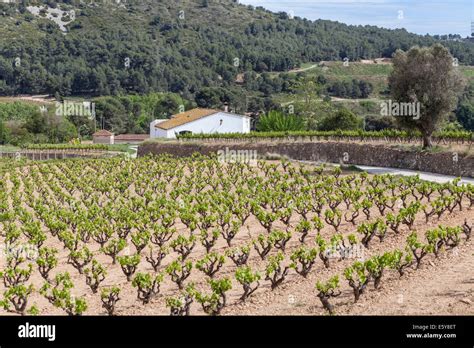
[150,108,251,139]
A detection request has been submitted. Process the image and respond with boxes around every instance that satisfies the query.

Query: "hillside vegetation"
[0,0,473,97]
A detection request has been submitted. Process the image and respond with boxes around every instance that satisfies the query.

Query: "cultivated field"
[0,155,472,316]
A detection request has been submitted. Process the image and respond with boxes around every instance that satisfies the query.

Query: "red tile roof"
[155,108,220,130]
[93,130,113,136]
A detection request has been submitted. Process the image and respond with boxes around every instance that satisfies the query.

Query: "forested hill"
[0,0,473,97]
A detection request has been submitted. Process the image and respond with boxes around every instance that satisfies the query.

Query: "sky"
[239,0,473,37]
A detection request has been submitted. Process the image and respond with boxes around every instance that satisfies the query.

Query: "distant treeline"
[0,93,193,145]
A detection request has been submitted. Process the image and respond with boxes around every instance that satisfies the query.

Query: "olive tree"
[389,44,465,148]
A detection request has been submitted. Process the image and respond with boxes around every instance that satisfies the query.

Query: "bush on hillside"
[257,110,305,132]
[319,109,362,131]
[364,115,397,131]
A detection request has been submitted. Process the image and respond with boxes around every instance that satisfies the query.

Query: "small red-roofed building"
[92,129,114,144]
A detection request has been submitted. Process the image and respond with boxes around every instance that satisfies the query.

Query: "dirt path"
[354,165,474,184]
[280,96,382,106]
[288,64,318,73]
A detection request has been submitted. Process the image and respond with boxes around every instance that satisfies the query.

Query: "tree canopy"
[389,44,466,148]
[0,0,473,98]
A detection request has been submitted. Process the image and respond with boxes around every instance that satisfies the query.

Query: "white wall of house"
[150,112,251,139]
[149,120,168,138]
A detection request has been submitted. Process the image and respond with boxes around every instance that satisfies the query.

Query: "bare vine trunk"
[422,133,433,149]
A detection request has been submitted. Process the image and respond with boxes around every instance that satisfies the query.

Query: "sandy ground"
[0,161,472,316]
[348,241,474,315]
[222,209,473,316]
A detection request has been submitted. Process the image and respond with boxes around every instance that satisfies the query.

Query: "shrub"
[0,284,35,315]
[235,266,260,301]
[166,259,193,290]
[344,261,369,302]
[101,287,121,316]
[40,273,87,316]
[165,284,196,316]
[318,108,362,131]
[132,272,164,304]
[257,110,305,132]
[265,252,290,290]
[117,254,141,281]
[84,260,107,294]
[196,252,225,279]
[226,245,250,266]
[196,278,232,316]
[290,246,318,278]
[315,276,340,315]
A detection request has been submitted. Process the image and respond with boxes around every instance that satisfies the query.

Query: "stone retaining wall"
[138,141,474,178]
